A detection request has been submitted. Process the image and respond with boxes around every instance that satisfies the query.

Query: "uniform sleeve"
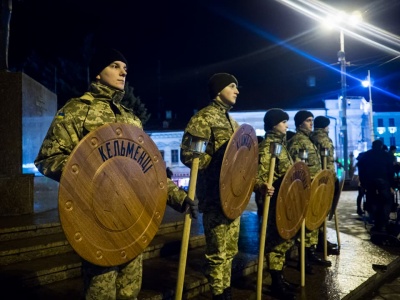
[166,178,189,212]
[180,115,213,170]
[254,142,272,192]
[34,110,81,182]
[287,138,303,163]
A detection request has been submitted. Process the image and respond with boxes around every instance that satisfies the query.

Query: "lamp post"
[362,70,374,146]
[337,29,349,179]
[367,70,374,144]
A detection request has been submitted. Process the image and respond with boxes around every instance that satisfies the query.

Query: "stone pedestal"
[0,72,57,215]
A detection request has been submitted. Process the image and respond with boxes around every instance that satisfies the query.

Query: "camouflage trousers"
[202,209,240,295]
[266,239,295,271]
[304,229,319,247]
[82,253,143,300]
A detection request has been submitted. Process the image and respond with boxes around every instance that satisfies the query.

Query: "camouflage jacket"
[310,128,335,173]
[180,100,239,212]
[287,127,322,179]
[35,82,187,210]
[254,130,293,192]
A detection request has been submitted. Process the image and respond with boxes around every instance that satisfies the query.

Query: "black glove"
[183,196,198,219]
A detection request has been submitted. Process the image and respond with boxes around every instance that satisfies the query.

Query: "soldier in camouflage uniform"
[181,73,270,300]
[310,116,339,255]
[254,109,297,300]
[287,110,331,273]
[34,48,197,300]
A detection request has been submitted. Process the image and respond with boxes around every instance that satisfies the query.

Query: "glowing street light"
[362,70,374,145]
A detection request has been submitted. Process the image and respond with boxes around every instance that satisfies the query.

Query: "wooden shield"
[220,124,258,220]
[305,170,336,230]
[59,123,168,267]
[276,162,311,239]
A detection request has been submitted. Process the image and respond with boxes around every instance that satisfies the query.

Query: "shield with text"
[305,169,336,230]
[220,124,258,220]
[59,123,168,267]
[276,162,311,239]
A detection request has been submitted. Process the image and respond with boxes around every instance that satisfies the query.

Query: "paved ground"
[191,190,400,299]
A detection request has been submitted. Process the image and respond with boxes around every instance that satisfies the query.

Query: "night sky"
[8,0,400,128]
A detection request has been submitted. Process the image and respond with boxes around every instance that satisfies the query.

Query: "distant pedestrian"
[357,140,395,232]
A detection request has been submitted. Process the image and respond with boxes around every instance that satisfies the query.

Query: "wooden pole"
[300,219,305,287]
[257,143,281,300]
[299,151,308,287]
[174,155,199,300]
[322,153,328,261]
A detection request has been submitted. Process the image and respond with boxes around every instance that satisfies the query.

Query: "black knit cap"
[89,48,128,80]
[208,73,238,99]
[294,110,314,127]
[314,116,330,129]
[263,108,289,131]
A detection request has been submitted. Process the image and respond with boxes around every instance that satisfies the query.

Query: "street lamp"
[362,70,374,145]
[325,11,362,179]
[337,29,349,179]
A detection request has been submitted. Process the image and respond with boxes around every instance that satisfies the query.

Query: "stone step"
[0,252,82,288]
[0,211,62,242]
[0,214,200,267]
[0,232,72,265]
[0,227,206,288]
[0,207,186,242]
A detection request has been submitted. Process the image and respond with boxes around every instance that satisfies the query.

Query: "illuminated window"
[377,118,385,134]
[171,149,179,164]
[389,118,397,134]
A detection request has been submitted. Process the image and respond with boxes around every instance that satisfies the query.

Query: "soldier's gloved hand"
[260,183,275,197]
[183,196,198,219]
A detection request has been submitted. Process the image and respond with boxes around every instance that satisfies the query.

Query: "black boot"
[282,276,300,291]
[212,293,224,300]
[307,246,332,267]
[270,270,297,300]
[296,246,314,274]
[316,232,339,255]
[223,287,232,300]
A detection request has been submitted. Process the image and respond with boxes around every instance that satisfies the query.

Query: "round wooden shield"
[305,170,336,230]
[276,162,311,239]
[58,123,168,266]
[220,124,258,220]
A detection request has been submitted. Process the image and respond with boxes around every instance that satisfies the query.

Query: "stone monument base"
[0,174,34,216]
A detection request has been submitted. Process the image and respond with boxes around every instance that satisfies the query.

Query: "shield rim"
[220,124,259,220]
[305,169,336,230]
[276,161,311,240]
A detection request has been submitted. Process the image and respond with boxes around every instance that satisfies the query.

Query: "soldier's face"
[97,61,127,91]
[300,117,313,131]
[218,83,239,106]
[274,120,288,135]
